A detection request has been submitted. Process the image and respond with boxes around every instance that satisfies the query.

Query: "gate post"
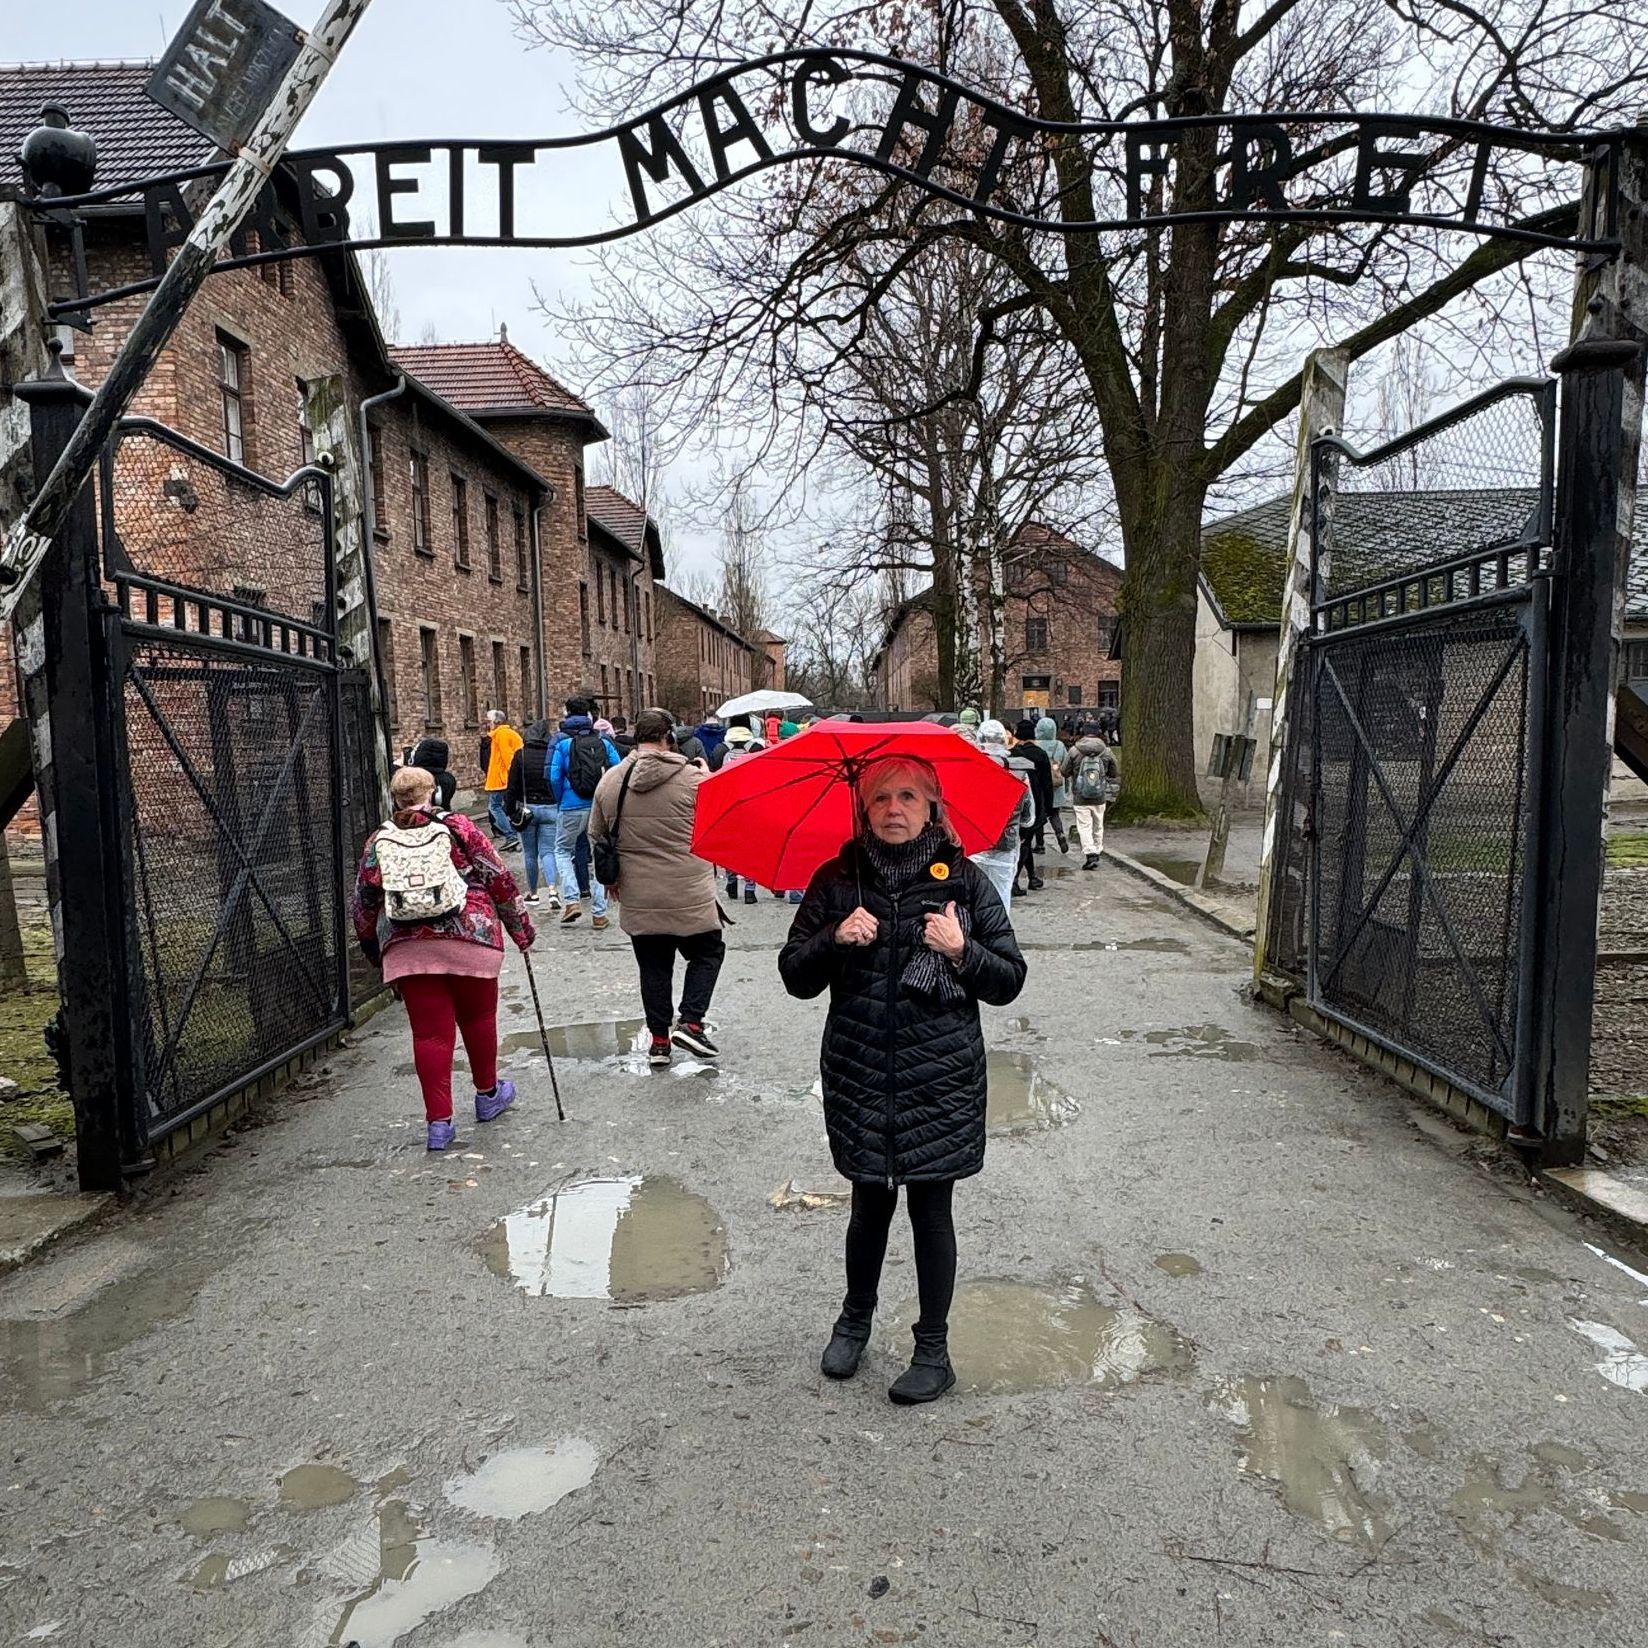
[1530,133,1647,1164]
[15,351,144,1191]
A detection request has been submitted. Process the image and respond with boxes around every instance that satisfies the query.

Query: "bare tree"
[781,575,885,710]
[511,0,1647,814]
[716,478,773,683]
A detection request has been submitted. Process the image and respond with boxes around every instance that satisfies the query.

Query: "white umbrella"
[715,688,814,718]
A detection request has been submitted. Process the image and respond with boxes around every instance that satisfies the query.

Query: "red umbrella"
[692,720,1025,891]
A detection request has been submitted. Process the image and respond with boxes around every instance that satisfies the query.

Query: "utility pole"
[0,0,374,625]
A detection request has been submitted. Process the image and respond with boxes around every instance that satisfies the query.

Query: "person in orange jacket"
[483,709,523,852]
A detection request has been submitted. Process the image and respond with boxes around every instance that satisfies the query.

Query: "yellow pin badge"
[929,862,950,881]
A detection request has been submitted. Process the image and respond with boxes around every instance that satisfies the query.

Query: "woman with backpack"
[1063,724,1121,869]
[352,765,536,1151]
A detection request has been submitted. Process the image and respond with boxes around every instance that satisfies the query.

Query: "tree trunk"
[1115,472,1207,819]
[0,831,28,989]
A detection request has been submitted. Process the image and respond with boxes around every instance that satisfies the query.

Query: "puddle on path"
[279,1464,358,1510]
[445,1438,600,1520]
[499,1019,645,1061]
[187,1546,292,1593]
[1567,1318,1648,1393]
[769,1177,853,1212]
[179,1496,251,1537]
[323,1499,500,1648]
[1132,851,1201,885]
[987,1053,1080,1135]
[0,1254,215,1411]
[482,1174,729,1302]
[1114,1023,1266,1062]
[885,1280,1191,1395]
[1152,1253,1202,1278]
[1018,937,1192,953]
[1208,1375,1391,1550]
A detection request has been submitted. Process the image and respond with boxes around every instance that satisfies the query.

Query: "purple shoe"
[427,1118,456,1152]
[476,1078,517,1123]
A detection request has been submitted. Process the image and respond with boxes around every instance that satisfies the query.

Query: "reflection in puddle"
[885,1280,1191,1395]
[1152,1253,1202,1278]
[187,1545,291,1593]
[179,1496,251,1537]
[987,1053,1080,1135]
[279,1464,358,1509]
[324,1499,500,1648]
[482,1175,729,1302]
[495,1020,719,1079]
[1208,1375,1391,1550]
[1567,1318,1648,1392]
[445,1438,600,1520]
[768,1177,852,1212]
[1132,851,1201,885]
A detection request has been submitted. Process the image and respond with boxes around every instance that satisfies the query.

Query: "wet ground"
[3,862,1648,1646]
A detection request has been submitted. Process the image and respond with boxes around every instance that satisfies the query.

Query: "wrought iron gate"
[97,415,352,1147]
[1270,379,1556,1123]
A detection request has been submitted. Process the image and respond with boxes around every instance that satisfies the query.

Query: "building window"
[594,561,605,625]
[296,381,321,510]
[1024,615,1049,653]
[458,634,479,727]
[217,333,249,464]
[1067,684,1083,706]
[377,618,398,729]
[492,640,508,717]
[622,572,631,634]
[409,448,431,554]
[451,474,470,569]
[519,645,534,720]
[418,626,441,726]
[485,494,502,582]
[1097,680,1120,710]
[580,583,592,656]
[1625,638,1648,681]
[644,590,652,641]
[367,425,387,534]
[599,663,609,706]
[575,465,587,539]
[513,505,529,590]
[1096,615,1118,655]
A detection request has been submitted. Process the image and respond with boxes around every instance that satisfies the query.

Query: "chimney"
[498,321,509,343]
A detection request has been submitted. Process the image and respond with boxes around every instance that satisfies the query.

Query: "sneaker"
[671,1021,719,1059]
[787,890,804,904]
[647,1036,672,1068]
[426,1118,456,1152]
[501,839,521,854]
[592,914,609,931]
[524,891,540,904]
[1028,877,1045,891]
[560,904,583,925]
[476,1078,516,1123]
[546,890,562,911]
[743,888,757,905]
[1082,854,1101,870]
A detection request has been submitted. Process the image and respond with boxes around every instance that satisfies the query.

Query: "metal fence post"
[15,356,144,1190]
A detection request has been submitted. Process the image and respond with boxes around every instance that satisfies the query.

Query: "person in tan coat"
[589,709,726,1068]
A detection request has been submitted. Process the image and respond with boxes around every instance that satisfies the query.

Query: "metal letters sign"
[39,49,1622,318]
[146,0,303,154]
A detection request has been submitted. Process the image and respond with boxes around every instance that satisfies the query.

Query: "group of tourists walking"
[350,698,1100,1404]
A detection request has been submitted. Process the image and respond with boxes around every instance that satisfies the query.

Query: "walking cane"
[521,949,566,1121]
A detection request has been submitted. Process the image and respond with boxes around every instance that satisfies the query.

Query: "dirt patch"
[0,916,71,1153]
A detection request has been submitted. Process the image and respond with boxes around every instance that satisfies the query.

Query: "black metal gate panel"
[98,417,348,1143]
[1282,378,1557,1123]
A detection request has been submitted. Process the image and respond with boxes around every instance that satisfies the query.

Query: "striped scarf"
[857,824,971,1004]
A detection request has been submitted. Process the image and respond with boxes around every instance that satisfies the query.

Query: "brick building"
[0,62,632,818]
[874,523,1123,722]
[653,586,759,723]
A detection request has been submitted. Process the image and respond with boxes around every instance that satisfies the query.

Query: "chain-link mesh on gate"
[1271,378,1555,1121]
[97,419,347,1142]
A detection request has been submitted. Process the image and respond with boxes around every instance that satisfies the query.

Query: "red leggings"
[398,974,500,1122]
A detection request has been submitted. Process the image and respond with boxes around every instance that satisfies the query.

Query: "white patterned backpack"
[375,815,469,923]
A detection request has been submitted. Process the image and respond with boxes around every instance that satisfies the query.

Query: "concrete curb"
[1539,1167,1648,1257]
[0,1191,112,1274]
[1104,848,1255,944]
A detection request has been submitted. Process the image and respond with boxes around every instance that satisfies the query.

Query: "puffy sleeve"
[955,864,1026,1006]
[778,864,847,999]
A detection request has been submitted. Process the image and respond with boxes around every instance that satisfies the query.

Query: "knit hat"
[726,725,754,745]
[594,717,615,735]
[977,718,1009,747]
[958,707,981,727]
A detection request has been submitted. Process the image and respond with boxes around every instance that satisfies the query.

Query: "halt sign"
[146,0,304,154]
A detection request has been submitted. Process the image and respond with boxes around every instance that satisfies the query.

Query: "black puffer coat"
[779,835,1027,1184]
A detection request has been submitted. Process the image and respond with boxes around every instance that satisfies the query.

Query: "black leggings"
[842,1180,957,1350]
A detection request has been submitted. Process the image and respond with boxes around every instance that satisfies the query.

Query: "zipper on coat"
[884,881,899,1188]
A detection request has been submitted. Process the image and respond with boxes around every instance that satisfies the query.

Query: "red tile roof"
[0,60,215,193]
[388,340,596,421]
[585,484,646,550]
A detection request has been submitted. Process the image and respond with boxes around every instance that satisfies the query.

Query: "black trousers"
[629,929,725,1035]
[840,1180,957,1356]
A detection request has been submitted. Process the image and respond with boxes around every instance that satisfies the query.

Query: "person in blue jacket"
[546,698,622,928]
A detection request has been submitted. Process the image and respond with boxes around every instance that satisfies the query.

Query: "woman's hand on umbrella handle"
[923,901,966,962]
[835,906,879,946]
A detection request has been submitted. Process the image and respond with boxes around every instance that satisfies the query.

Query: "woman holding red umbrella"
[778,755,1027,1404]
